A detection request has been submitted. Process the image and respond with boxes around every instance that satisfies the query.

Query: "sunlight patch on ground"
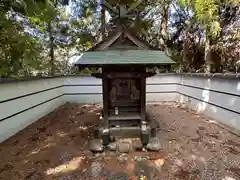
[77,126,88,131]
[57,131,68,137]
[28,142,57,156]
[205,120,217,124]
[30,148,41,155]
[175,159,183,166]
[45,156,85,175]
[43,142,57,149]
[222,177,236,180]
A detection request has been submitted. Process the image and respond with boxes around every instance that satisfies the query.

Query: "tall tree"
[159,0,172,51]
[177,0,240,72]
[0,0,49,77]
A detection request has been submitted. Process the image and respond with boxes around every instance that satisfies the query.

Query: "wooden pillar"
[140,77,150,145]
[101,70,110,145]
[140,77,146,122]
[102,72,109,130]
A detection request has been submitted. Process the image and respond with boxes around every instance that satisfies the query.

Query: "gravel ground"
[0,103,240,180]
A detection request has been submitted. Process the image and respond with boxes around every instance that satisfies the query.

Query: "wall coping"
[0,74,92,85]
[1,73,240,85]
[177,73,240,80]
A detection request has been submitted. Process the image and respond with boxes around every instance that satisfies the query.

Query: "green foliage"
[194,0,218,23]
[0,0,239,77]
[0,9,42,77]
[178,0,189,7]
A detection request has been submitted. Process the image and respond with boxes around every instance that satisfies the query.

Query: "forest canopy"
[0,0,239,78]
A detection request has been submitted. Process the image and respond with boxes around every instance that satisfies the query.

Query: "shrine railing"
[0,73,239,142]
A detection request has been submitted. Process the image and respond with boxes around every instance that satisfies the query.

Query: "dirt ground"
[0,103,240,180]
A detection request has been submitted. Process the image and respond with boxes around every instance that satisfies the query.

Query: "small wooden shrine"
[74,26,174,151]
[74,0,174,152]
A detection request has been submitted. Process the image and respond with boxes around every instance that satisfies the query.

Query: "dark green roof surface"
[74,50,175,66]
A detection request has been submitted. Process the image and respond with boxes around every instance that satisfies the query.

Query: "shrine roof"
[74,25,175,67]
[74,50,175,66]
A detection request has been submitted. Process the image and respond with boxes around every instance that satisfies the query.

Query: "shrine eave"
[74,50,175,67]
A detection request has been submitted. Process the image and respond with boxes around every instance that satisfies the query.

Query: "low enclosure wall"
[177,74,240,135]
[0,74,239,142]
[0,78,64,142]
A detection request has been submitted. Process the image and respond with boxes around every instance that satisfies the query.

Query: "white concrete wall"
[0,78,65,142]
[63,76,102,104]
[177,75,240,134]
[146,74,179,102]
[0,74,239,142]
[63,74,179,104]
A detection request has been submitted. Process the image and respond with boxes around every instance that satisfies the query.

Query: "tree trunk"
[204,35,212,73]
[48,21,55,76]
[100,7,106,41]
[159,3,169,51]
[181,20,192,72]
[182,31,188,72]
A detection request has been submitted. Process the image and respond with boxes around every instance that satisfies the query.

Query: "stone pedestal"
[89,139,103,152]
